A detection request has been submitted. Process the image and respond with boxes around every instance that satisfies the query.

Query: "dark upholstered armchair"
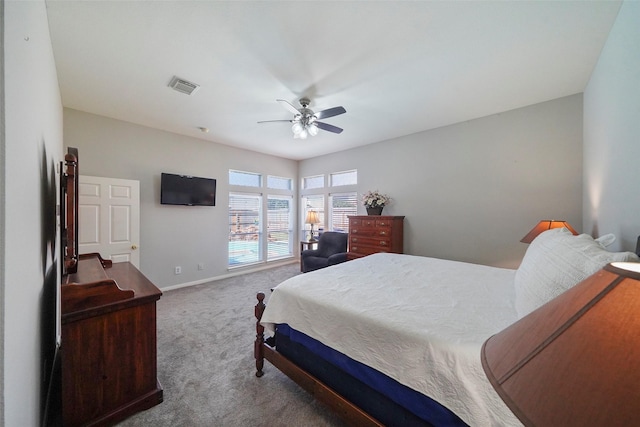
[301,231,349,273]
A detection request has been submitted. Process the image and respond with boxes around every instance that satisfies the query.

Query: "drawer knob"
[380,241,387,246]
[352,238,358,242]
[352,229,358,233]
[352,246,358,251]
[379,231,387,236]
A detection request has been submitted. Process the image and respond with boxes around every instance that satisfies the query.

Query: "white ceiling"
[46,1,621,160]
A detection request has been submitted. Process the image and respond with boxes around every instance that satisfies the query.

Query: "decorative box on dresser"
[347,215,405,259]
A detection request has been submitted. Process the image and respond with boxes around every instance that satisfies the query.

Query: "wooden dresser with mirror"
[60,147,163,426]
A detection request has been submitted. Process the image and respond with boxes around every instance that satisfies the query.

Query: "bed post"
[254,292,266,377]
[251,292,384,426]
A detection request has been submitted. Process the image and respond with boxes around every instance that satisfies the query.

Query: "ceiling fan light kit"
[292,122,318,140]
[258,97,346,139]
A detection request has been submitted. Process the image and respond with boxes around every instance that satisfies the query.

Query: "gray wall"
[3,1,64,424]
[63,108,298,288]
[583,1,640,253]
[300,95,583,268]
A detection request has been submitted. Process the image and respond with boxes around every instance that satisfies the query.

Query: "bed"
[254,228,640,426]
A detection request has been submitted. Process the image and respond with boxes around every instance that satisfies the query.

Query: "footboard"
[254,292,383,427]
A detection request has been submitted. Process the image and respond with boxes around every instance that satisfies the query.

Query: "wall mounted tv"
[161,173,216,206]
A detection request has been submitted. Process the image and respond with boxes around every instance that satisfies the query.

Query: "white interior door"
[78,175,140,267]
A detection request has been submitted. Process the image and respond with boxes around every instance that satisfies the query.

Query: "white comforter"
[260,253,522,426]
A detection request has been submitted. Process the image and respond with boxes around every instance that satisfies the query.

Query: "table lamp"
[482,262,640,426]
[520,220,577,243]
[305,210,320,242]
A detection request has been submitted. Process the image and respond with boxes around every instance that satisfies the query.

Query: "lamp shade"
[482,262,640,426]
[520,220,578,243]
[305,210,320,225]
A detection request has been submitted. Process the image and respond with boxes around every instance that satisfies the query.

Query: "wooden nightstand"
[300,240,319,271]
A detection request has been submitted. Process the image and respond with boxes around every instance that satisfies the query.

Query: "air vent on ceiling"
[168,76,200,95]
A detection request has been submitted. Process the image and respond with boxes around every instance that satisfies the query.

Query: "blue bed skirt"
[275,324,467,427]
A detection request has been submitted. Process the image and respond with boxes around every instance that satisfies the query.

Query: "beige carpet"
[118,263,347,427]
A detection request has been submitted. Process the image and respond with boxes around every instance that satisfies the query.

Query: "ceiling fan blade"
[316,121,343,134]
[314,106,346,120]
[276,99,301,115]
[257,119,293,124]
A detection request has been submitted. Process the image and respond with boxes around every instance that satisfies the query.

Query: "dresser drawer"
[350,226,392,238]
[348,244,390,256]
[349,236,391,249]
[349,218,379,228]
[376,219,395,227]
[351,218,394,228]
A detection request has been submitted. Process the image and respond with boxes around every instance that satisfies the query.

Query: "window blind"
[302,195,325,231]
[267,196,293,260]
[228,193,262,266]
[330,192,357,232]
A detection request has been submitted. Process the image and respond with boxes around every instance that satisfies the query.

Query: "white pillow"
[595,233,616,247]
[514,227,639,318]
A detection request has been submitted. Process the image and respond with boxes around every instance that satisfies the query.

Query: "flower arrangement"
[361,190,391,208]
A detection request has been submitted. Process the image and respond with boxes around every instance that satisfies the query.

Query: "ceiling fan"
[258,98,346,139]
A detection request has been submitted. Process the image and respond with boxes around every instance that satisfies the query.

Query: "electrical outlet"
[175,266,182,275]
[197,263,204,271]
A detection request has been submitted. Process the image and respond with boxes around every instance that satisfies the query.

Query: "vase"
[366,207,383,215]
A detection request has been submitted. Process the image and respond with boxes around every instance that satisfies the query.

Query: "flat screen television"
[161,173,216,206]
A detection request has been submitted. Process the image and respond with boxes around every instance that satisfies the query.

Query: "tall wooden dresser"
[347,215,405,259]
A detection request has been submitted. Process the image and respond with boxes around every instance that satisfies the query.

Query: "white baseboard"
[161,259,298,292]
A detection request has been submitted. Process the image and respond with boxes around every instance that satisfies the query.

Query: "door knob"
[131,244,138,250]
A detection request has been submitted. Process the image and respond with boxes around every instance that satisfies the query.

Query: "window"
[229,170,261,187]
[302,195,325,239]
[303,175,324,190]
[267,175,292,191]
[301,169,357,235]
[229,169,295,268]
[267,196,293,260]
[228,193,262,266]
[330,170,357,187]
[330,192,358,232]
